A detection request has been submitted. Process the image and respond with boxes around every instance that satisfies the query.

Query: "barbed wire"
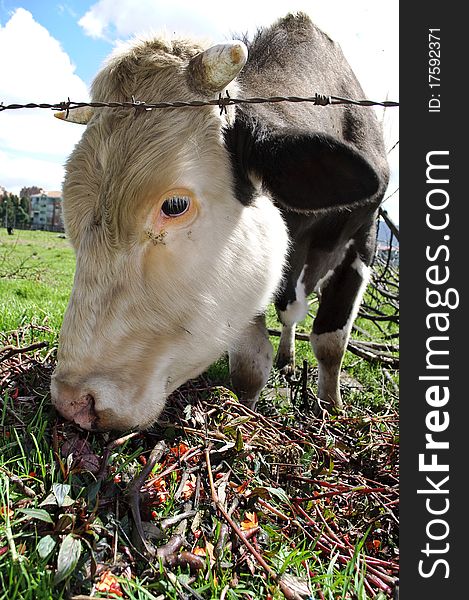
[0,92,399,116]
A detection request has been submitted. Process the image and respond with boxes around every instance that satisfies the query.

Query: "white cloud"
[77,0,398,98]
[0,8,89,194]
[0,149,66,192]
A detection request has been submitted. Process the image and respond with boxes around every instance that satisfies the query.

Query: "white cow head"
[51,36,288,431]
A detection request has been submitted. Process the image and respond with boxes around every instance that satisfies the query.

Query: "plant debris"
[1,323,399,598]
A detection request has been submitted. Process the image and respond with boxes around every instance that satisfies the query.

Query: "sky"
[0,1,399,222]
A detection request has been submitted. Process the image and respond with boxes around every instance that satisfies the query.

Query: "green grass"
[1,230,75,343]
[1,229,399,599]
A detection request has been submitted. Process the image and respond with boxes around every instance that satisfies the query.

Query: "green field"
[1,229,399,600]
[1,230,75,340]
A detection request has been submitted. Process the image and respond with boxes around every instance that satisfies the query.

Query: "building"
[30,190,63,230]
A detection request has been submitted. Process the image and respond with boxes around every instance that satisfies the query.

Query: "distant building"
[30,190,63,230]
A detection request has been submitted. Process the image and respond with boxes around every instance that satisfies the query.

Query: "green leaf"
[55,513,75,533]
[37,535,57,559]
[54,534,82,585]
[300,449,317,468]
[224,416,251,428]
[87,480,101,504]
[264,486,291,505]
[39,492,58,507]
[235,428,244,452]
[18,508,54,524]
[52,483,71,507]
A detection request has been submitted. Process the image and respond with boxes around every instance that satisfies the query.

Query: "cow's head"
[51,37,289,431]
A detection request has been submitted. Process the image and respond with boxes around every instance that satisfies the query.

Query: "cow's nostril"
[72,392,92,410]
[72,393,98,430]
[51,378,100,430]
[83,393,94,408]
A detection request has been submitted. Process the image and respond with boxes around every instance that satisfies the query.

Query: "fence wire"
[0,92,399,116]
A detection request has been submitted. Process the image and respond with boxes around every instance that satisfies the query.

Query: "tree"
[1,194,15,229]
[1,193,30,230]
[19,186,42,219]
[19,186,42,198]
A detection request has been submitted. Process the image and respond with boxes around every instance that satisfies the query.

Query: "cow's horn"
[54,106,94,124]
[187,41,248,94]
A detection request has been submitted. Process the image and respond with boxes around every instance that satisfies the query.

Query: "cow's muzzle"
[51,380,98,430]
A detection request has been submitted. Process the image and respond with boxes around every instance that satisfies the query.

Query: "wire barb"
[63,97,71,119]
[314,93,331,106]
[218,90,230,116]
[130,95,151,113]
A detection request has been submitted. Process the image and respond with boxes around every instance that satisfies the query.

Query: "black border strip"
[400,3,465,597]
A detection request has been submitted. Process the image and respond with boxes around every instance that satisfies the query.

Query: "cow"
[51,13,389,431]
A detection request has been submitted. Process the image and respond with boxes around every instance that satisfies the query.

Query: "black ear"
[249,131,380,212]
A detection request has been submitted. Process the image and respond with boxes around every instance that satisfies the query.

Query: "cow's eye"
[161,195,190,217]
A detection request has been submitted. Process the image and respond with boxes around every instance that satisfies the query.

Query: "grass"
[1,228,398,600]
[0,230,74,343]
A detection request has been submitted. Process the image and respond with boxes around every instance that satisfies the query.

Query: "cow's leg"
[229,314,273,408]
[276,322,297,371]
[310,253,370,411]
[275,266,309,370]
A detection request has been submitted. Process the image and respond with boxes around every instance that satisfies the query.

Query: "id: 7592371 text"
[428,29,441,113]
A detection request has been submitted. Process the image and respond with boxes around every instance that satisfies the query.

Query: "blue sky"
[0,0,112,83]
[0,1,111,82]
[0,0,399,222]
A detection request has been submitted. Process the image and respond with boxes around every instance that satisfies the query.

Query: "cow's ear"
[250,132,381,212]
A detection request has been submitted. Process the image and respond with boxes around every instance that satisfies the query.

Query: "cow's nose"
[52,381,98,430]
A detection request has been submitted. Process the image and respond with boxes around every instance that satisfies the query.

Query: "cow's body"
[226,15,388,409]
[51,13,389,430]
